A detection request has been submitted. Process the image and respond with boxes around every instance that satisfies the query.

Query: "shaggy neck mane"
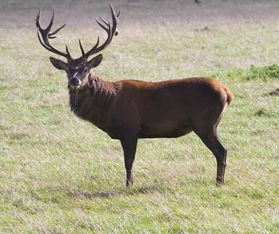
[69,74,117,127]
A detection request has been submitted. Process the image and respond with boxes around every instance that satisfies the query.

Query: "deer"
[36,3,233,187]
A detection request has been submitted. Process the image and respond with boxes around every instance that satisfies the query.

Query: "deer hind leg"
[194,126,227,186]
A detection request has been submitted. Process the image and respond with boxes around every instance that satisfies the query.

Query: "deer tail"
[224,86,233,105]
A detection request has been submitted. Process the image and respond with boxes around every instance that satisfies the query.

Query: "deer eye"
[69,67,75,73]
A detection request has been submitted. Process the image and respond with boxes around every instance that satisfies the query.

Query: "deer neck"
[68,74,117,128]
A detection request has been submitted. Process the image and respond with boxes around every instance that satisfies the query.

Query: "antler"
[79,2,120,59]
[36,11,72,60]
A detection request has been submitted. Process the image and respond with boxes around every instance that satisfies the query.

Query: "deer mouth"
[69,77,81,87]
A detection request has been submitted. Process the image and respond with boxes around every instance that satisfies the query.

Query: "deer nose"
[70,77,81,86]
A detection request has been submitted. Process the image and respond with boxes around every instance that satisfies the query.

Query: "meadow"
[0,0,278,233]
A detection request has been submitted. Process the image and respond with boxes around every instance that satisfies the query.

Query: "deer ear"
[87,54,103,69]
[49,57,68,71]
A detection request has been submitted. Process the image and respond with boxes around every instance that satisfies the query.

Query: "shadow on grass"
[67,184,164,199]
[264,88,279,96]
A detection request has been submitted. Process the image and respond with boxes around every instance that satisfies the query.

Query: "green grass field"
[0,0,278,233]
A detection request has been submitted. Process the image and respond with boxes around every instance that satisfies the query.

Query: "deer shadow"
[67,184,164,199]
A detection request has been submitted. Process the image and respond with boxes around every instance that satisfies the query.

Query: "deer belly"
[139,122,192,138]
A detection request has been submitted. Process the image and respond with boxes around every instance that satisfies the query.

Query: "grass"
[0,0,279,233]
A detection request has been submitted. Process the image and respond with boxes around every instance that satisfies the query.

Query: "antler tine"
[36,10,42,30]
[96,17,111,32]
[93,37,100,50]
[46,12,54,32]
[100,16,110,27]
[36,11,72,60]
[48,24,66,39]
[65,45,71,58]
[79,39,85,57]
[114,11,120,36]
[82,2,119,59]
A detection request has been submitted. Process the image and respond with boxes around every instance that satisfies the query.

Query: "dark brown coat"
[69,74,233,186]
[36,3,233,187]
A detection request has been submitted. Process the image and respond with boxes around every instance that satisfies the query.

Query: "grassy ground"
[0,0,278,233]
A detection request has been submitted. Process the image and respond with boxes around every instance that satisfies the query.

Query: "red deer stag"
[36,3,233,187]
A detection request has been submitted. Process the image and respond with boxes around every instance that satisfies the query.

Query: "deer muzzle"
[70,77,81,87]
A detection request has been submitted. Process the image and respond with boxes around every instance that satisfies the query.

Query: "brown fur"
[69,74,233,186]
[36,2,233,187]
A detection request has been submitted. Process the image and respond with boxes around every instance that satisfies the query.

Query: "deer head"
[36,2,120,88]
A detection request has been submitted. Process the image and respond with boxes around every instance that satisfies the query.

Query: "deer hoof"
[216,180,224,187]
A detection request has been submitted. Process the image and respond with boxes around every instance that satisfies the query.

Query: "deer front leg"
[120,133,138,187]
